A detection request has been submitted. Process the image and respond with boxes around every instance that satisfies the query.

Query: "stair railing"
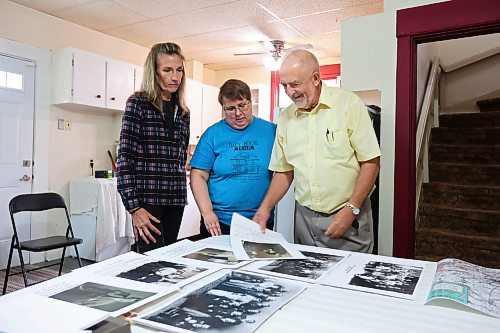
[416,57,442,215]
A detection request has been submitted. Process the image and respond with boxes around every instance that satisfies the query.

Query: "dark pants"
[199,216,275,239]
[135,204,185,254]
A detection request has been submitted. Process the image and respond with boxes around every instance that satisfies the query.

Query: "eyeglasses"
[223,100,250,114]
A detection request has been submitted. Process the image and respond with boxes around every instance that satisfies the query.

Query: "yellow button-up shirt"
[270,84,381,214]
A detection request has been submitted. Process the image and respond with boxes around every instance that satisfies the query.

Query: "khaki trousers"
[294,199,374,253]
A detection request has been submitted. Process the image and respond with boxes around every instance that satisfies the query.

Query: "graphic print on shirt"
[228,140,261,183]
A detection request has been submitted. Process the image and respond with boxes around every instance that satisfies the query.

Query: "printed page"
[71,251,216,291]
[0,293,108,333]
[243,244,350,283]
[321,252,429,300]
[133,269,306,333]
[425,258,500,318]
[230,213,306,261]
[24,273,165,317]
[144,239,201,258]
[175,243,251,269]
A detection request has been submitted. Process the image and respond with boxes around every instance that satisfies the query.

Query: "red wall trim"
[320,64,341,80]
[394,0,500,258]
[270,70,280,122]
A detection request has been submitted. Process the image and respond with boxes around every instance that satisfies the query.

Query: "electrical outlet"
[65,119,72,131]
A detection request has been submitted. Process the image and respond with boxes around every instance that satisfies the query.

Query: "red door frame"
[269,64,341,122]
[394,0,500,258]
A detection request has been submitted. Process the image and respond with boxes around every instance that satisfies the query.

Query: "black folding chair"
[2,192,83,294]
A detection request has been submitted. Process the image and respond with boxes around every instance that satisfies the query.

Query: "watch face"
[353,208,360,215]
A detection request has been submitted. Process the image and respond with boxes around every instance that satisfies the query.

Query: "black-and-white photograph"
[138,271,305,333]
[50,282,156,312]
[183,247,239,265]
[349,261,423,295]
[116,261,208,286]
[242,241,292,259]
[259,251,345,280]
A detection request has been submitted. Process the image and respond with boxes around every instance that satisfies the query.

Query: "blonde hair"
[141,42,189,113]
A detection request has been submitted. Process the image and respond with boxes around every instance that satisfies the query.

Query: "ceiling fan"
[234,40,313,61]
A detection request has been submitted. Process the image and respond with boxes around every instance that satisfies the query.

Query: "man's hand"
[325,207,355,238]
[202,211,222,236]
[131,208,161,244]
[253,206,271,233]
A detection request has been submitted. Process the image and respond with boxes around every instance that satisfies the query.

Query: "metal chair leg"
[2,237,15,295]
[59,247,67,276]
[73,244,83,267]
[16,246,28,287]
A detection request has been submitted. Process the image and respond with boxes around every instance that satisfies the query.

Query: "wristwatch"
[346,202,360,216]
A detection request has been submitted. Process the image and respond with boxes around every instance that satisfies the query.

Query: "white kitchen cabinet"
[185,78,203,144]
[134,66,144,92]
[202,83,222,132]
[106,60,135,111]
[250,83,271,121]
[52,48,135,111]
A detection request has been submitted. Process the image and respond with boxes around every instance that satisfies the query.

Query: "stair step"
[421,182,500,210]
[429,162,500,185]
[418,203,500,236]
[430,144,500,164]
[414,254,443,263]
[477,97,500,112]
[431,127,500,145]
[439,111,500,128]
[415,228,500,269]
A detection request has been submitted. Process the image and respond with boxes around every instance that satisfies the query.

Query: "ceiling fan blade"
[283,44,314,53]
[234,51,267,56]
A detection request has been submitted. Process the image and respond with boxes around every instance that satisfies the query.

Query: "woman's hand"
[131,208,161,244]
[202,211,222,236]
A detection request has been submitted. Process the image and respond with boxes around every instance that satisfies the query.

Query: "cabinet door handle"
[96,94,102,99]
[110,97,116,101]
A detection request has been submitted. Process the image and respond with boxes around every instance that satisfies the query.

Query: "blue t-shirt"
[190,117,277,226]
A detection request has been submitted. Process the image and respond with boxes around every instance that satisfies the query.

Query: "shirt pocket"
[321,128,351,159]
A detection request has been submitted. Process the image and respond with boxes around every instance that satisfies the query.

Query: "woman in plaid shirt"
[117,42,190,253]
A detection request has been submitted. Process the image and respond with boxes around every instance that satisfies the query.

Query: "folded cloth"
[95,178,134,253]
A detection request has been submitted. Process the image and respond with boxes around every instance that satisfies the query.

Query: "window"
[0,70,23,90]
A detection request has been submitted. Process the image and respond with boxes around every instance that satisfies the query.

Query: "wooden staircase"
[415,109,500,269]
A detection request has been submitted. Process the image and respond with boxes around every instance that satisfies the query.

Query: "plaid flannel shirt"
[117,93,190,211]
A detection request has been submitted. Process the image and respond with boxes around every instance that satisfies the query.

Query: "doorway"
[393,0,500,258]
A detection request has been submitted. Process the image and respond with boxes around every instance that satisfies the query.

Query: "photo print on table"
[117,261,208,285]
[182,247,239,265]
[242,241,292,259]
[135,270,305,333]
[49,282,156,313]
[259,250,345,281]
[349,261,423,295]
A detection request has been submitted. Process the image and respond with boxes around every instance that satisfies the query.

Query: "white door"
[0,54,35,269]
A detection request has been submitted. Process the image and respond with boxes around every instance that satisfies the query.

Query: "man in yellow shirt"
[253,50,381,253]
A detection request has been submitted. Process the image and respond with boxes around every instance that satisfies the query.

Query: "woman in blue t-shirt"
[189,79,276,238]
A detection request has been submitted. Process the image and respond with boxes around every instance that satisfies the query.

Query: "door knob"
[19,174,31,181]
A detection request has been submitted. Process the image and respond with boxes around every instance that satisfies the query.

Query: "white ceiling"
[9,0,383,70]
